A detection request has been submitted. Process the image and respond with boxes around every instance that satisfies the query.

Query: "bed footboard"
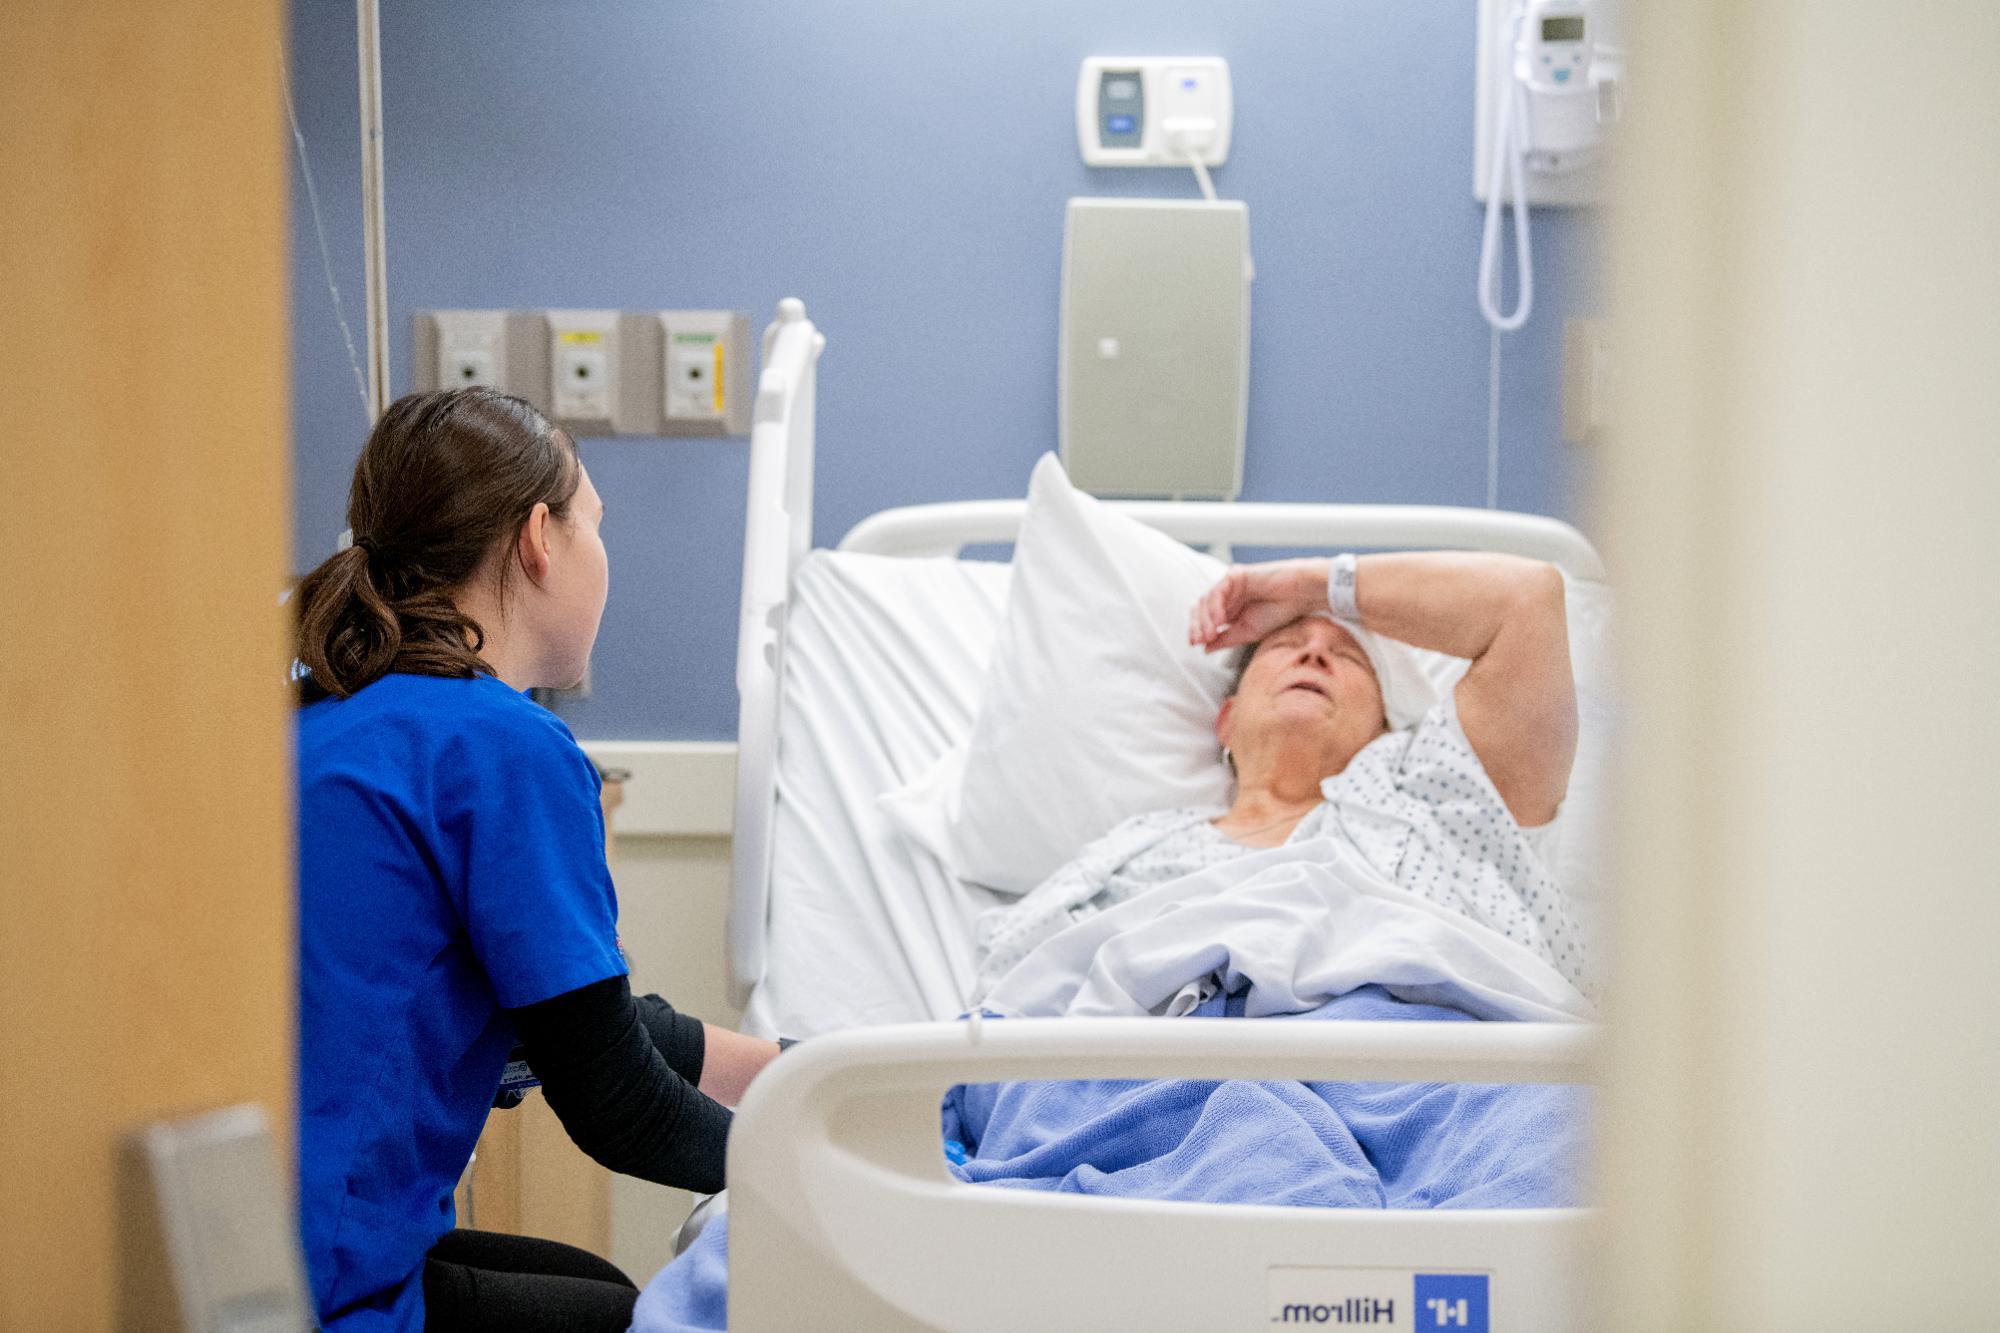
[728,1018,1597,1331]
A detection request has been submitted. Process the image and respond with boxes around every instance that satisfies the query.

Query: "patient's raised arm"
[1189,553,1575,826]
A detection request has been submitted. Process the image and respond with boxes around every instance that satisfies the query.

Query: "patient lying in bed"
[976,551,1594,1004]
[630,553,1597,1332]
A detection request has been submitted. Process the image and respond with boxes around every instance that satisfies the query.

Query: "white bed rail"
[729,1018,1596,1331]
[729,299,823,1005]
[842,498,1608,582]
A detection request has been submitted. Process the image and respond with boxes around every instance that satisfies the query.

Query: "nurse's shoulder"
[438,672,596,779]
[302,671,593,779]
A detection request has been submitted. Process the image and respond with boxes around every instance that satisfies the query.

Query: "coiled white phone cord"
[1478,28,1535,333]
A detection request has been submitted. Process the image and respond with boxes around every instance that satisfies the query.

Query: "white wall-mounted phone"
[1475,0,1625,330]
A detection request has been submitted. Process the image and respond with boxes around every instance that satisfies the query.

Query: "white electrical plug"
[1163,115,1218,153]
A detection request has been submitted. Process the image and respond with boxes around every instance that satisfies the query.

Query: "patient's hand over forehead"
[1188,559,1334,653]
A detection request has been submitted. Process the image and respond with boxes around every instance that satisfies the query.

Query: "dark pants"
[422,1228,638,1332]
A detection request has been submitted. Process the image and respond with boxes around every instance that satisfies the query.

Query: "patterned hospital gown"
[974,689,1592,1000]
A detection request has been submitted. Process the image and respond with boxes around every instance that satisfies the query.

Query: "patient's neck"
[1219,743,1349,844]
[1232,734,1358,808]
[1225,781,1321,823]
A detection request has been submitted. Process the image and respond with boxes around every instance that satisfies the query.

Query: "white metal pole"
[355,0,389,423]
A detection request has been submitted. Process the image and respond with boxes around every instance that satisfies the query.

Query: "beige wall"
[1597,1,2000,1326]
[0,3,291,1328]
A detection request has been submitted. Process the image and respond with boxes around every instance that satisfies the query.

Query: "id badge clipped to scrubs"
[493,1045,540,1110]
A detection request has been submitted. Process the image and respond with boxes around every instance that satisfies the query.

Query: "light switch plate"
[1562,316,1612,444]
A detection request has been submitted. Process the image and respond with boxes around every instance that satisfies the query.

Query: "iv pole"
[327,0,389,557]
[355,0,389,425]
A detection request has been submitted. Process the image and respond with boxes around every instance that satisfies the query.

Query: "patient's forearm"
[1350,552,1563,662]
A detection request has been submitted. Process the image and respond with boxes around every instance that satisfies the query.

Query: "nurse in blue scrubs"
[292,388,778,1332]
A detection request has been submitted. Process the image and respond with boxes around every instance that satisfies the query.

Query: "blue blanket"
[631,986,1586,1332]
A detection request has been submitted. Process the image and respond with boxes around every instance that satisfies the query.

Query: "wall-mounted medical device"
[412,309,750,437]
[1076,57,1232,168]
[1059,198,1252,500]
[655,310,752,436]
[411,310,549,402]
[545,308,624,436]
[1473,0,1625,330]
[1474,0,1624,209]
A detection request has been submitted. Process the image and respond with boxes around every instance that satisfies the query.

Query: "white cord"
[1188,154,1218,203]
[1477,19,1534,332]
[279,41,372,426]
[1487,327,1503,509]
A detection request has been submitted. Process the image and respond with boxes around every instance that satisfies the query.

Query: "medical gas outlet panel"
[412,309,752,438]
[1077,57,1232,167]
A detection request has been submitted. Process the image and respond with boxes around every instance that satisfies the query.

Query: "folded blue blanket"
[632,986,1586,1333]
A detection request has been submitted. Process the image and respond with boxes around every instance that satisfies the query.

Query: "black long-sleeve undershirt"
[633,990,708,1087]
[507,975,730,1195]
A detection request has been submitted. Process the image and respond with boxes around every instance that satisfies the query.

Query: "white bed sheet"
[741,550,1012,1038]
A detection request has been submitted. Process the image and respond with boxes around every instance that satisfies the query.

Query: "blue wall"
[288,1,1599,741]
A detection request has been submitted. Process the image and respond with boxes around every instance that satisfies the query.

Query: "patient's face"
[1218,616,1388,771]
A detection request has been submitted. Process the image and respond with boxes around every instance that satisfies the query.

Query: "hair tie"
[351,536,378,556]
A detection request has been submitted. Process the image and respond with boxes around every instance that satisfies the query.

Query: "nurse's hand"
[699,1024,784,1107]
[1188,558,1332,652]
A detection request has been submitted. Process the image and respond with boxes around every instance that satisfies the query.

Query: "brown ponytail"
[294,388,580,701]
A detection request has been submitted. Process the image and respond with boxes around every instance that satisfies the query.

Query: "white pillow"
[929,455,1237,894]
[880,454,1459,895]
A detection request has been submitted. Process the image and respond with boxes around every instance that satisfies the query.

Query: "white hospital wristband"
[1326,553,1360,620]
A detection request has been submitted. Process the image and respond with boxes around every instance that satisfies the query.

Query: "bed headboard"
[838,498,1606,582]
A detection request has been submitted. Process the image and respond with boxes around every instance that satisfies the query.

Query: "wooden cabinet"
[451,776,625,1256]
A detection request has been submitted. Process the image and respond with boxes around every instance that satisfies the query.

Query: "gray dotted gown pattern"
[974,689,1592,999]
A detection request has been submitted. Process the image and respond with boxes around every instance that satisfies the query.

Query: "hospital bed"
[710,299,1606,1330]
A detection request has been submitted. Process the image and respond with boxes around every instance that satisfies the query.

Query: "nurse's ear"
[513,501,554,588]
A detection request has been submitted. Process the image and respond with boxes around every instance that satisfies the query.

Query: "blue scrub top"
[295,672,627,1332]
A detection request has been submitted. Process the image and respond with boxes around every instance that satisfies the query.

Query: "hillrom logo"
[1268,1268,1489,1330]
[1414,1274,1489,1330]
